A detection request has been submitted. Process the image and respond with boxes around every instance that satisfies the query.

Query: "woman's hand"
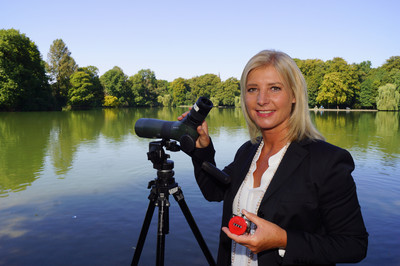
[221,209,287,254]
[178,110,210,148]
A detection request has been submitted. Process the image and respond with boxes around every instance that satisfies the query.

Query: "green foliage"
[68,71,96,108]
[376,84,400,111]
[297,57,374,109]
[382,56,400,73]
[2,29,400,111]
[188,74,221,101]
[234,96,241,107]
[295,59,325,107]
[77,66,104,107]
[316,72,352,107]
[323,58,360,107]
[103,95,120,107]
[130,69,158,106]
[0,29,54,111]
[68,66,104,108]
[170,78,188,106]
[157,94,172,106]
[46,39,77,108]
[214,77,240,106]
[100,66,132,106]
[359,78,376,109]
[155,79,171,96]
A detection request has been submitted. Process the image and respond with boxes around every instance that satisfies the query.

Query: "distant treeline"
[1,28,400,111]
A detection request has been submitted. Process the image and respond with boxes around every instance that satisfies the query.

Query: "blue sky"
[2,0,400,81]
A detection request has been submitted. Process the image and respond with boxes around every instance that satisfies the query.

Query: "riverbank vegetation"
[1,29,400,111]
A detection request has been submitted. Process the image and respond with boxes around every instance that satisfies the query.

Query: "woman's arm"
[282,145,368,264]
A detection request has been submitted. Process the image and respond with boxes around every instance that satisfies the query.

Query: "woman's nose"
[257,89,270,105]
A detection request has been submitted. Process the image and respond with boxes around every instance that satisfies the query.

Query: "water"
[0,109,399,265]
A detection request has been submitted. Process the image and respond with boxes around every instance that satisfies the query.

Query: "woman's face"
[245,65,295,136]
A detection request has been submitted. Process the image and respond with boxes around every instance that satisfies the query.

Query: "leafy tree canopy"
[2,29,400,111]
[46,39,77,108]
[171,78,188,106]
[0,29,53,111]
[69,66,104,108]
[130,69,158,106]
[100,66,131,106]
[317,72,351,107]
[376,84,400,111]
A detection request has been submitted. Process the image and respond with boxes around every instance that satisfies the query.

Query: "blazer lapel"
[261,141,309,203]
[229,140,260,201]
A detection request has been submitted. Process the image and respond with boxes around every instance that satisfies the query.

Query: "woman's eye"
[271,86,281,92]
[247,87,257,92]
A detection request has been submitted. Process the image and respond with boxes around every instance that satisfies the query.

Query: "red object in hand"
[228,215,250,235]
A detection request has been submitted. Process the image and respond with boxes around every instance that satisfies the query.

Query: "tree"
[68,66,104,108]
[295,59,326,107]
[156,79,171,96]
[46,39,77,108]
[376,84,400,111]
[214,77,240,106]
[130,69,158,106]
[155,79,172,106]
[103,95,120,107]
[356,61,374,109]
[359,78,376,109]
[189,74,221,102]
[100,66,132,106]
[345,64,362,107]
[68,71,96,108]
[0,29,54,111]
[157,94,172,106]
[316,72,352,107]
[170,78,188,106]
[382,56,400,73]
[357,61,372,78]
[78,66,104,106]
[319,58,360,108]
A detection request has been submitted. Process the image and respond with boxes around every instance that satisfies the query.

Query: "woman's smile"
[245,65,295,134]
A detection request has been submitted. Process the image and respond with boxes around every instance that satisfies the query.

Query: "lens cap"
[228,215,249,235]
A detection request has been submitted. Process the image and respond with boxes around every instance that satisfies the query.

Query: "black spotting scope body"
[135,97,213,154]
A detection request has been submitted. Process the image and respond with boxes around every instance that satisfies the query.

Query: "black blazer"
[192,138,368,265]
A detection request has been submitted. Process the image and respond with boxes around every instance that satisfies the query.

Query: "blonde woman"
[181,50,368,265]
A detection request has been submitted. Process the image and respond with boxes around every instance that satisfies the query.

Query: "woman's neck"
[261,131,290,155]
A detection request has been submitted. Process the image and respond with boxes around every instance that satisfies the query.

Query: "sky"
[2,0,400,81]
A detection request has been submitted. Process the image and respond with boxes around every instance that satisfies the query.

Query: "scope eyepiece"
[134,97,213,155]
[180,97,213,127]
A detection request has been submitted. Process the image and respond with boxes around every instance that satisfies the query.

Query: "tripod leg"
[132,195,156,266]
[156,192,169,266]
[171,187,216,266]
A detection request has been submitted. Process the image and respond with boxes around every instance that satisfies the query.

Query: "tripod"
[131,139,216,266]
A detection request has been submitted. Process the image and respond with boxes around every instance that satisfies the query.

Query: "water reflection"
[0,109,399,265]
[0,112,51,195]
[311,111,400,156]
[1,110,399,196]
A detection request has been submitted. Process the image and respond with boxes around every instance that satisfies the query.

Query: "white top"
[231,141,289,266]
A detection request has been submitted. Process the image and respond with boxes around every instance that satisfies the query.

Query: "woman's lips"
[256,110,274,117]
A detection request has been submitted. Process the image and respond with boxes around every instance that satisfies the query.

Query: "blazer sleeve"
[191,139,254,202]
[282,143,368,265]
[191,139,227,202]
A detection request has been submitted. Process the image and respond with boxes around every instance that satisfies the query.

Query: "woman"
[181,50,368,265]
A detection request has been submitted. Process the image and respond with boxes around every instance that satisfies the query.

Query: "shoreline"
[310,108,378,112]
[178,106,397,112]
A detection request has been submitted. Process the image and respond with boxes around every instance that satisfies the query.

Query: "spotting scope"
[134,97,213,154]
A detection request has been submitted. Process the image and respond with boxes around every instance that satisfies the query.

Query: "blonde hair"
[240,50,324,143]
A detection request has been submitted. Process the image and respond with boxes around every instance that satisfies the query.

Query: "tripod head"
[147,139,180,171]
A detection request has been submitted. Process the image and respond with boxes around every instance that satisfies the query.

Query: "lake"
[0,108,399,265]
